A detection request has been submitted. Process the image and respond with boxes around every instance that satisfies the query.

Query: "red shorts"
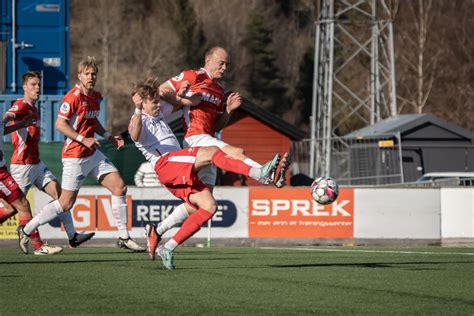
[154,147,208,207]
[0,166,23,204]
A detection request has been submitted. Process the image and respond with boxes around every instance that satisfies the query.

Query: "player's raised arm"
[215,92,241,132]
[129,93,144,142]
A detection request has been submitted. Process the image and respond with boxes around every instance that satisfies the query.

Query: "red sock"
[172,208,213,245]
[211,150,251,177]
[0,208,16,224]
[19,213,43,250]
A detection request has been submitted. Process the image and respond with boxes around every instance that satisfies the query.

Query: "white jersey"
[130,102,181,167]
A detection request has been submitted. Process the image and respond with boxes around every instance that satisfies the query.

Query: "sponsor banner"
[35,187,248,239]
[248,187,354,238]
[0,190,34,239]
[0,201,19,239]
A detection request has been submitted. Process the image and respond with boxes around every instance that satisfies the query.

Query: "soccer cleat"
[69,232,95,248]
[274,152,291,188]
[145,224,161,260]
[259,153,281,184]
[34,244,63,256]
[17,225,30,255]
[117,237,146,252]
[157,245,175,270]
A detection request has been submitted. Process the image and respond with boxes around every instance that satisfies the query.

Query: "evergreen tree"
[173,0,207,68]
[242,12,286,113]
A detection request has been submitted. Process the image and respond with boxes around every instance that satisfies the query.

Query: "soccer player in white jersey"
[129,78,287,269]
[3,71,95,249]
[160,46,290,191]
[17,57,146,253]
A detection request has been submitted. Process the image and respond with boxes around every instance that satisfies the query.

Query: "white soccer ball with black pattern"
[311,176,339,205]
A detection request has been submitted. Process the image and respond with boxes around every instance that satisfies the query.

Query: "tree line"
[70,0,473,135]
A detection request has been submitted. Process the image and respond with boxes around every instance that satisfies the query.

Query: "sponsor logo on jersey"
[201,92,222,105]
[84,110,100,119]
[60,102,70,114]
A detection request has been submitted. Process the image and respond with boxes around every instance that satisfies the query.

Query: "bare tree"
[396,0,442,114]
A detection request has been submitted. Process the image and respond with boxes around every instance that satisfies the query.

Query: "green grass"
[1,246,474,315]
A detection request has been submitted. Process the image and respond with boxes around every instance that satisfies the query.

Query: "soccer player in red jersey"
[130,79,285,269]
[3,71,95,250]
[0,106,62,255]
[18,57,145,252]
[160,46,290,191]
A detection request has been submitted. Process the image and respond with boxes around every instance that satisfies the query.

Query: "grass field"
[1,245,474,315]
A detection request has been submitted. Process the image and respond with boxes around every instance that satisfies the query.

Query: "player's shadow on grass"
[0,258,147,265]
[269,261,469,270]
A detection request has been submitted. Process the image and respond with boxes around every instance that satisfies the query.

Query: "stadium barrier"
[1,186,473,243]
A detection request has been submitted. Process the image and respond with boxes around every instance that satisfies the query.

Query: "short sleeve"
[6,102,27,120]
[166,70,197,93]
[58,94,79,120]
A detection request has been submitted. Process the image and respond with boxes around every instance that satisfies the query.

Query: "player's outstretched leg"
[258,153,281,184]
[146,223,161,260]
[69,232,96,248]
[274,152,291,188]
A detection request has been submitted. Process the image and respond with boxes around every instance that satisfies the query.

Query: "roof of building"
[344,114,474,140]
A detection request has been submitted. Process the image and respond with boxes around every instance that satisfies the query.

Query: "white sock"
[112,195,129,239]
[156,203,189,236]
[243,158,262,168]
[165,239,179,251]
[58,211,76,239]
[24,200,63,235]
[248,167,262,181]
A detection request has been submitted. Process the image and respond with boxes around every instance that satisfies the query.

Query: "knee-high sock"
[111,195,129,239]
[19,213,43,250]
[156,203,189,236]
[58,211,76,239]
[166,208,213,251]
[23,200,63,236]
[243,158,262,168]
[211,150,251,176]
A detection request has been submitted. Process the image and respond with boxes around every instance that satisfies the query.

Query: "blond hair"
[78,56,99,74]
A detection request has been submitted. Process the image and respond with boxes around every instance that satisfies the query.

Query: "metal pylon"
[309,0,398,178]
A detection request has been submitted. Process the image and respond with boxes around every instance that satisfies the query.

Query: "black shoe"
[69,232,95,248]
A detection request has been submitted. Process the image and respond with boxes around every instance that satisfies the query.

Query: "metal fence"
[0,94,106,142]
[291,133,404,185]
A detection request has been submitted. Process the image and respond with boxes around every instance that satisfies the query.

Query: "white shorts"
[183,134,229,185]
[10,161,57,194]
[61,150,118,191]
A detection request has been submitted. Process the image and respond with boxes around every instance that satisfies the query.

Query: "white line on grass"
[260,247,474,256]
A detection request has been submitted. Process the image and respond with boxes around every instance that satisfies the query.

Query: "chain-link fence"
[291,134,403,185]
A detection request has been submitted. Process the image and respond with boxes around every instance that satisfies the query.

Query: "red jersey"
[166,68,225,138]
[6,98,41,164]
[58,85,102,158]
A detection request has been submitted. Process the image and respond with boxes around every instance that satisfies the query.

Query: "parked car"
[416,172,474,186]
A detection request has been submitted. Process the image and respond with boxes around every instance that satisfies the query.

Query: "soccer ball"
[311,176,339,205]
